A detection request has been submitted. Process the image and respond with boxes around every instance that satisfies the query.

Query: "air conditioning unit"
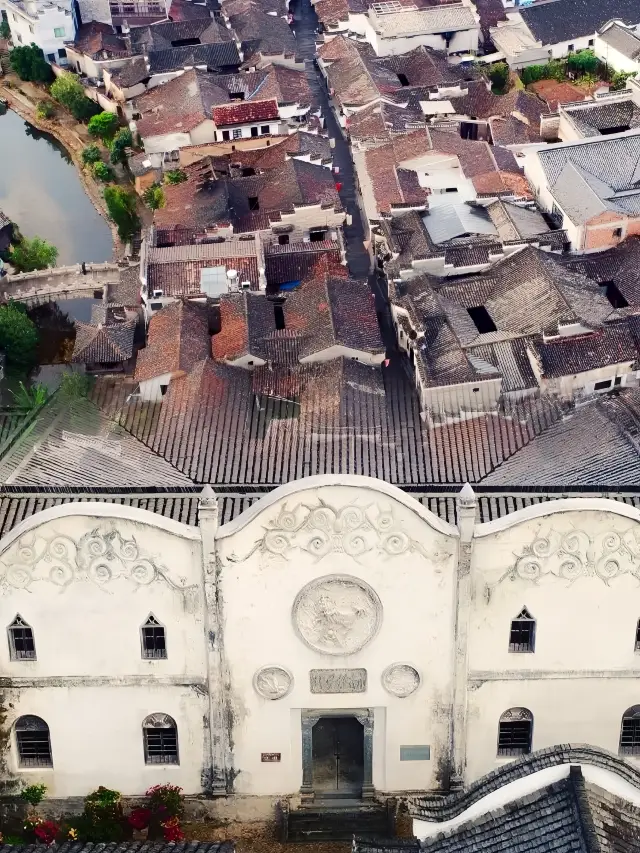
[241,281,251,290]
[152,289,163,298]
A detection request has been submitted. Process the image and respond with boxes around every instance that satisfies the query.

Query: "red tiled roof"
[213,99,280,126]
[135,300,210,381]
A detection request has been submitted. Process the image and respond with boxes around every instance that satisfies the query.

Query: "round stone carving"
[292,574,382,656]
[254,666,293,700]
[382,664,420,697]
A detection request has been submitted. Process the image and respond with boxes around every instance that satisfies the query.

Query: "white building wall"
[4,0,73,63]
[594,35,640,74]
[214,120,281,142]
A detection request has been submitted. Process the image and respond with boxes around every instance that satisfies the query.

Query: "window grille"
[497,708,533,756]
[509,607,535,652]
[143,713,179,764]
[15,716,52,767]
[141,615,167,659]
[620,706,640,755]
[8,615,36,661]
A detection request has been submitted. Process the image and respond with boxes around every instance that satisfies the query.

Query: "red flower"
[161,816,185,842]
[128,808,151,830]
[34,820,59,844]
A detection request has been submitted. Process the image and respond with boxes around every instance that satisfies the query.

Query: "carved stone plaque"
[310,668,367,694]
[253,666,293,700]
[382,664,420,698]
[292,575,382,656]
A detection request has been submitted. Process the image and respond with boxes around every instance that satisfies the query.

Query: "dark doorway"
[312,716,364,798]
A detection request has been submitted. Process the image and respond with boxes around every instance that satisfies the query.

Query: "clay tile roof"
[135,300,210,381]
[265,241,344,287]
[212,98,280,126]
[73,21,129,59]
[72,320,137,364]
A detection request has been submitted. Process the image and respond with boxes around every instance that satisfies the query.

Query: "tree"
[488,62,509,94]
[10,236,58,272]
[110,127,133,165]
[87,111,118,142]
[611,70,637,91]
[143,184,166,211]
[0,20,11,40]
[10,381,48,411]
[567,49,599,77]
[9,44,53,83]
[82,143,101,165]
[93,161,114,182]
[50,72,99,121]
[0,302,39,370]
[164,169,187,185]
[104,186,140,241]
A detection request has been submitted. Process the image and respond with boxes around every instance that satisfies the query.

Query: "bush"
[610,70,637,91]
[75,787,126,842]
[58,371,93,399]
[36,100,55,119]
[110,127,133,165]
[11,235,58,272]
[50,72,100,122]
[93,161,114,182]
[143,184,166,210]
[34,821,59,844]
[87,111,118,142]
[0,302,39,370]
[0,19,11,40]
[146,784,184,820]
[82,143,101,164]
[11,381,48,411]
[164,169,187,184]
[104,186,139,241]
[20,783,47,806]
[9,43,52,83]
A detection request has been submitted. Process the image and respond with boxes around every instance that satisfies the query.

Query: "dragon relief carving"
[499,523,640,586]
[227,498,453,564]
[0,523,195,593]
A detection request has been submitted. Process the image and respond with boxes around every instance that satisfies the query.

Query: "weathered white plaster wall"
[216,477,459,795]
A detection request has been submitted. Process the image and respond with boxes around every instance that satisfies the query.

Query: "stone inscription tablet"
[310,668,367,693]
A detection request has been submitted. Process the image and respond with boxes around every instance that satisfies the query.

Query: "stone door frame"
[300,708,374,802]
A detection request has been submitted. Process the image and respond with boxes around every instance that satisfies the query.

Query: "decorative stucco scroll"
[293,574,382,656]
[227,498,453,564]
[0,523,195,593]
[499,523,640,586]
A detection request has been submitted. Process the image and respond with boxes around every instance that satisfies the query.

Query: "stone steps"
[287,804,392,842]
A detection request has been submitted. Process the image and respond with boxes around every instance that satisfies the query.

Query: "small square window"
[141,615,167,659]
[53,26,65,37]
[613,227,623,238]
[29,23,33,32]
[222,130,230,141]
[47,52,55,61]
[160,384,168,396]
[595,379,612,391]
[278,234,289,245]
[509,608,535,652]
[251,126,258,137]
[615,376,622,386]
[248,196,260,211]
[261,125,270,134]
[588,38,594,46]
[8,616,36,661]
[232,128,242,139]
[58,48,66,58]
[567,43,574,51]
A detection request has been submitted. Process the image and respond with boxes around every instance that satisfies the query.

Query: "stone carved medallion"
[382,664,420,698]
[254,666,294,700]
[293,575,382,656]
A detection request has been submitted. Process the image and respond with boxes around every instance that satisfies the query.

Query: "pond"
[0,109,113,265]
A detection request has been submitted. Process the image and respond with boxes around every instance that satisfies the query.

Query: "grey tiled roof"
[147,42,241,73]
[563,99,640,137]
[599,22,640,59]
[72,320,136,365]
[534,322,638,379]
[520,0,640,45]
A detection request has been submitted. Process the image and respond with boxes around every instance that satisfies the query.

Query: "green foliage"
[11,235,58,272]
[93,161,114,182]
[104,186,140,241]
[110,127,133,165]
[0,19,11,39]
[146,784,184,820]
[82,143,101,164]
[567,48,599,77]
[10,381,48,411]
[20,783,47,805]
[58,371,93,399]
[487,62,509,94]
[520,59,566,86]
[164,169,187,185]
[50,72,99,122]
[143,184,166,210]
[610,70,637,91]
[75,787,126,842]
[0,301,39,370]
[35,99,55,119]
[87,111,118,142]
[9,43,53,83]
[2,836,24,845]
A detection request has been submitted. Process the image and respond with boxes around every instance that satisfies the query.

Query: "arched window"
[143,713,179,764]
[497,708,533,756]
[8,615,36,661]
[509,607,536,653]
[619,706,640,755]
[141,614,167,659]
[15,716,52,767]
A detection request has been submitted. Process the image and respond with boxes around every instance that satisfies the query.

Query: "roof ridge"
[568,768,601,853]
